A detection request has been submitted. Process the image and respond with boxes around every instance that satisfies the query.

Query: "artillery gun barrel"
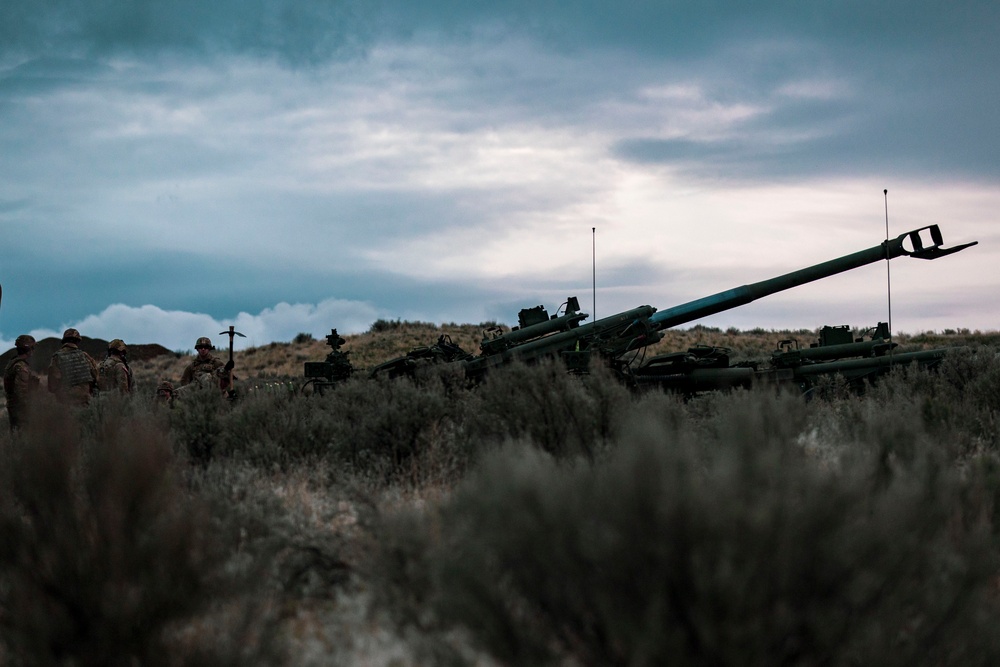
[649,225,976,330]
[788,348,948,378]
[480,309,587,356]
[357,224,973,385]
[464,305,658,376]
[775,339,893,364]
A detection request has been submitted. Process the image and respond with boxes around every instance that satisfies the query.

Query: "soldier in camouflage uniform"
[180,336,233,393]
[97,338,135,394]
[155,380,176,407]
[47,328,98,406]
[4,334,42,432]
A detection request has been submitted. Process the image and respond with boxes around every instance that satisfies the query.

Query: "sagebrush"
[1,342,999,665]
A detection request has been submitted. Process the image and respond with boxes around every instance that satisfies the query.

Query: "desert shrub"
[169,385,229,464]
[0,405,284,666]
[918,345,1000,446]
[369,318,403,333]
[690,387,814,452]
[626,387,691,436]
[579,361,635,442]
[826,347,1000,456]
[324,374,472,483]
[166,370,478,482]
[373,388,1000,666]
[214,390,340,468]
[941,345,1000,405]
[463,359,629,460]
[187,460,360,602]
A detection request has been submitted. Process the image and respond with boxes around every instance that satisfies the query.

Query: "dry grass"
[132,323,485,390]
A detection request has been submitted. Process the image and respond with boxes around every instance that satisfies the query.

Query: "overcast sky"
[1,1,996,353]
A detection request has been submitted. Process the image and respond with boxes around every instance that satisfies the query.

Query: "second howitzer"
[367,224,976,389]
[630,322,954,394]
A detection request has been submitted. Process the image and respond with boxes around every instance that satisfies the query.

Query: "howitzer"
[630,323,952,394]
[646,224,974,330]
[369,334,474,380]
[364,225,975,388]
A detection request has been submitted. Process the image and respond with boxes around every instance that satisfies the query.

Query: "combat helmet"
[195,337,214,350]
[156,380,175,403]
[62,328,82,342]
[14,334,36,353]
[108,339,128,354]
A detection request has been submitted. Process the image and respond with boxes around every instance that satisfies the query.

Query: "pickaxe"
[218,325,246,393]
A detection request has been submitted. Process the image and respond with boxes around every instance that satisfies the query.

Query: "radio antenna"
[884,189,894,347]
[592,227,596,319]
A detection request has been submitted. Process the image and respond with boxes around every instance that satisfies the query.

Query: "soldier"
[47,328,98,406]
[155,380,176,406]
[4,334,42,432]
[97,338,135,394]
[180,336,233,393]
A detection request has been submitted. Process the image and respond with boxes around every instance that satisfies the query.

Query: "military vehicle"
[310,224,976,393]
[628,322,952,394]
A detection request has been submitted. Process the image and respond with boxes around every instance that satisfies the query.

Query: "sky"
[1,1,997,354]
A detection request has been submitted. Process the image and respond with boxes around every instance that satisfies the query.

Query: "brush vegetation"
[131,321,986,392]
[2,323,1000,665]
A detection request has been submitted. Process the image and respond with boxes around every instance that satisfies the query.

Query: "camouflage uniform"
[155,380,176,407]
[97,339,135,394]
[47,328,99,406]
[180,337,232,391]
[3,335,41,431]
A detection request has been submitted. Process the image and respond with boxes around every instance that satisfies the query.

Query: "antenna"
[884,189,892,343]
[592,227,596,319]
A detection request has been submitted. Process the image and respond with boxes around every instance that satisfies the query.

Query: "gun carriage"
[314,225,976,394]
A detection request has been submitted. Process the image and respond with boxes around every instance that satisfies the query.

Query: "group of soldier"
[3,329,234,433]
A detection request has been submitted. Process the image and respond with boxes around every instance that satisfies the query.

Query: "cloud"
[0,0,373,66]
[1,299,382,353]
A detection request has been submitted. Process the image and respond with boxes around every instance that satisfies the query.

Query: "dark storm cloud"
[0,57,117,98]
[0,1,728,63]
[0,198,31,214]
[7,2,993,66]
[5,1,996,182]
[0,0,374,65]
[616,90,999,182]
